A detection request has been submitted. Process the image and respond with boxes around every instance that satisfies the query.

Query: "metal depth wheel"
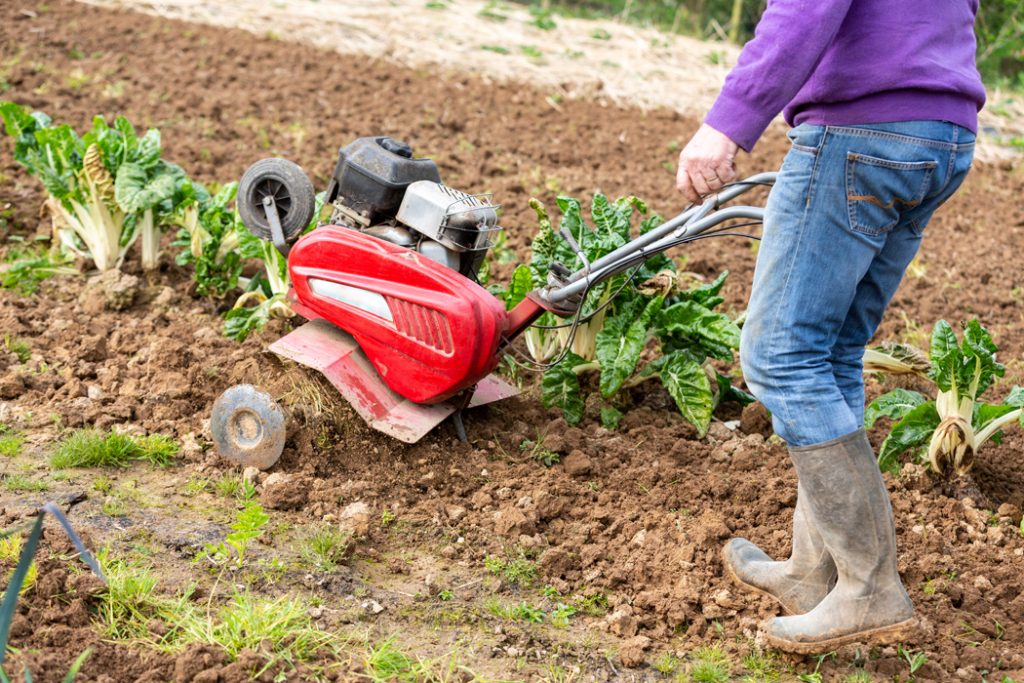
[237,158,315,243]
[211,384,287,470]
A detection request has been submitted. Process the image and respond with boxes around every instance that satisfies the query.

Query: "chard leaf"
[114,160,179,213]
[658,299,740,361]
[541,352,586,425]
[504,264,534,310]
[591,193,629,241]
[928,320,960,393]
[877,401,940,474]
[596,295,663,397]
[715,372,756,406]
[962,320,1004,398]
[659,351,714,437]
[600,405,623,430]
[677,271,729,310]
[864,388,929,429]
[1004,386,1024,407]
[973,403,1017,432]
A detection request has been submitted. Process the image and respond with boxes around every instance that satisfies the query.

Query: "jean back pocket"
[845,152,937,236]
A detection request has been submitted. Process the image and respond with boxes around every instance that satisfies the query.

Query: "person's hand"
[676,124,739,205]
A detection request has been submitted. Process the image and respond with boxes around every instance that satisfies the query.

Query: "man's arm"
[677,0,854,204]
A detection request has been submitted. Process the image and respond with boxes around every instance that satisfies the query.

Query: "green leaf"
[600,405,623,430]
[864,388,929,429]
[596,295,663,397]
[505,264,534,310]
[659,352,714,436]
[541,352,586,425]
[716,372,756,406]
[1005,386,1024,407]
[658,299,740,361]
[928,320,959,393]
[973,403,1017,432]
[678,270,729,310]
[962,320,1005,398]
[877,401,940,474]
[114,160,179,213]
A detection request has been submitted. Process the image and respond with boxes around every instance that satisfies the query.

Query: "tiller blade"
[269,319,518,443]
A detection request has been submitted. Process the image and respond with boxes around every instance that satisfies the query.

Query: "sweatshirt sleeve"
[705,0,854,152]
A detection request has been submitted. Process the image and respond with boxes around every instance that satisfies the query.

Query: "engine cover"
[287,225,510,404]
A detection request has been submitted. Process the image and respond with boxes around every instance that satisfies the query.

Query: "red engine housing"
[287,225,510,404]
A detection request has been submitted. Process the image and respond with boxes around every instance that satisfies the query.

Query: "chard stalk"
[975,408,1023,448]
[140,208,159,271]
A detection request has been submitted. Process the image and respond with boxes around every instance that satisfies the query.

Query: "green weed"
[483,550,538,586]
[3,334,30,363]
[300,526,351,572]
[50,429,179,468]
[688,644,732,683]
[0,424,24,457]
[3,473,49,493]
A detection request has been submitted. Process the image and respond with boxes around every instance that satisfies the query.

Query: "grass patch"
[2,473,49,493]
[0,424,25,457]
[50,429,179,469]
[686,644,732,683]
[97,555,340,676]
[300,526,351,572]
[0,535,37,596]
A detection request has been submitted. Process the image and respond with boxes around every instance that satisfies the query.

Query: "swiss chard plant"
[171,181,246,298]
[864,320,1024,476]
[222,193,325,342]
[0,102,185,272]
[496,193,751,435]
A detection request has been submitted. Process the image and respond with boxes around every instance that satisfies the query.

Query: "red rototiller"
[210,136,774,469]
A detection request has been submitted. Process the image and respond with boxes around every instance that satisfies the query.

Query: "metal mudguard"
[269,318,518,443]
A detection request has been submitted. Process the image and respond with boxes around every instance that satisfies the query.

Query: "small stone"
[445,505,467,522]
[630,529,647,547]
[260,473,309,511]
[362,599,384,615]
[86,384,104,400]
[154,286,178,307]
[242,467,260,485]
[973,575,993,592]
[340,500,372,536]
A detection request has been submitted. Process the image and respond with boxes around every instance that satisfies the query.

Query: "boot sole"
[721,547,797,616]
[765,617,918,655]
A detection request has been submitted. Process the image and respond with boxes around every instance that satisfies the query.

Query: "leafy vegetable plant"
[0,101,185,272]
[865,320,1023,475]
[497,193,751,435]
[171,181,246,298]
[222,193,324,341]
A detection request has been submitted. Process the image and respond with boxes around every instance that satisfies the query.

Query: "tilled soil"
[1,1,1024,682]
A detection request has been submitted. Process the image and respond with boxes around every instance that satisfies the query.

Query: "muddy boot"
[765,429,916,654]
[722,484,836,614]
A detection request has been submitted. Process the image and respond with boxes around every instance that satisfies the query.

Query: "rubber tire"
[237,158,315,243]
[210,384,287,471]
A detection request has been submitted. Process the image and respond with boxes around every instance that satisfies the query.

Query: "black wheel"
[237,158,315,243]
[211,384,287,470]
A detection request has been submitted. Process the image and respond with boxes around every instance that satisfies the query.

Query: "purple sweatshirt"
[705,0,987,152]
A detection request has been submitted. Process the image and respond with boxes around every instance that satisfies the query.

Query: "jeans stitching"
[845,154,935,236]
[826,125,962,150]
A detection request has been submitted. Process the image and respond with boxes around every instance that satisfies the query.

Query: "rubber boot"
[722,484,836,614]
[765,429,916,654]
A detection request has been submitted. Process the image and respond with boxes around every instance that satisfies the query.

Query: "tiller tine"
[268,319,518,443]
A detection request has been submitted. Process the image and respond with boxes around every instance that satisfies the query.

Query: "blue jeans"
[740,121,975,447]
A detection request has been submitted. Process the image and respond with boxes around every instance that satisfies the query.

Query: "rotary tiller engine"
[211,135,775,470]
